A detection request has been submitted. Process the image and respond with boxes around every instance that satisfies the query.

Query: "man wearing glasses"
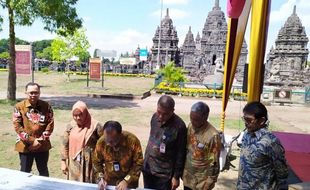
[13,82,54,176]
[237,101,288,190]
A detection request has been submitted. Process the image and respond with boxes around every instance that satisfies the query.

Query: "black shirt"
[143,113,187,179]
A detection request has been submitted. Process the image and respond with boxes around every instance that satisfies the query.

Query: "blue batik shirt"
[237,128,288,190]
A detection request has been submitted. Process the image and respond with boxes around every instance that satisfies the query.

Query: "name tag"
[40,115,45,122]
[197,143,205,149]
[113,162,120,172]
[160,142,166,153]
[76,154,81,162]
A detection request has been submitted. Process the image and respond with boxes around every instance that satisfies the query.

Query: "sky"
[1,0,310,59]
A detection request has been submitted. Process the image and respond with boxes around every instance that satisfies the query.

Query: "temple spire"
[293,5,296,15]
[166,8,169,17]
[215,0,219,8]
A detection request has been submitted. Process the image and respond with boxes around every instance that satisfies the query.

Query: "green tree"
[0,39,9,53]
[32,39,52,53]
[36,46,52,60]
[0,37,29,53]
[158,61,187,87]
[51,28,90,81]
[51,28,90,63]
[0,51,10,59]
[51,38,68,62]
[0,0,82,100]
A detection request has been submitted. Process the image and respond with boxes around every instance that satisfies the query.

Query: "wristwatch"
[124,175,131,183]
[97,172,104,183]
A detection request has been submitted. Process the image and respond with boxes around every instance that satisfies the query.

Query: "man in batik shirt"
[93,121,143,190]
[13,82,54,177]
[143,95,187,190]
[237,102,288,190]
[183,102,221,190]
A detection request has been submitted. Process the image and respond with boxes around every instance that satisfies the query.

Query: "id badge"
[76,154,81,162]
[113,162,120,172]
[39,115,45,122]
[159,142,166,153]
[197,142,205,149]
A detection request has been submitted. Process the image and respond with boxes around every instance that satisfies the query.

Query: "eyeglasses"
[241,116,256,124]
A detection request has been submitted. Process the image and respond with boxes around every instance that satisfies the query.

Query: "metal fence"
[156,81,310,105]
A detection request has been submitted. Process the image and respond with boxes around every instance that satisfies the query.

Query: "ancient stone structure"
[134,45,140,63]
[151,8,180,68]
[181,26,196,71]
[181,0,248,83]
[266,6,309,86]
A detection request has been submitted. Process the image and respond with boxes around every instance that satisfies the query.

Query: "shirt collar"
[157,113,175,128]
[191,122,208,134]
[25,99,40,108]
[247,127,268,139]
[25,99,33,108]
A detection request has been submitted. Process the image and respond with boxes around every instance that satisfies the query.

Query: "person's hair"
[191,101,210,118]
[243,101,268,120]
[25,82,40,91]
[157,95,175,110]
[103,120,122,134]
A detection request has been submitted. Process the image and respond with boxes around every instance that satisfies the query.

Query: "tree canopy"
[51,28,90,63]
[32,39,53,53]
[0,51,10,59]
[0,0,83,100]
[0,38,29,53]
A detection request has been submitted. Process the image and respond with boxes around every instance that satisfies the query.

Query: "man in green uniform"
[183,102,222,190]
[13,82,54,176]
[93,120,143,190]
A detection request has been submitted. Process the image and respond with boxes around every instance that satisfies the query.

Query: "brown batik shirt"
[93,131,143,188]
[13,99,54,153]
[183,122,222,190]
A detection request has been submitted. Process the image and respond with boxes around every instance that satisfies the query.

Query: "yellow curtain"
[247,0,271,102]
[220,1,251,132]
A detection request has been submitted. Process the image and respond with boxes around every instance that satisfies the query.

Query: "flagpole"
[156,0,163,70]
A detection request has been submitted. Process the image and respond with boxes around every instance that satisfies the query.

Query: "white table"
[0,168,152,190]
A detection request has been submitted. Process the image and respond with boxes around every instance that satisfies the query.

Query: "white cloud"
[85,28,152,57]
[270,0,297,23]
[270,0,310,27]
[151,8,190,20]
[161,0,189,5]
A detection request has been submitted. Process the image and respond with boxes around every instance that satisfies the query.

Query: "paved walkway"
[2,91,309,134]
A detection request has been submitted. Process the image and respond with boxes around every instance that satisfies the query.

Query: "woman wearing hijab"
[61,101,103,183]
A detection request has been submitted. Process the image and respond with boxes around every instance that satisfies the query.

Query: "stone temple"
[181,0,248,83]
[150,8,180,68]
[265,5,309,87]
[150,0,248,83]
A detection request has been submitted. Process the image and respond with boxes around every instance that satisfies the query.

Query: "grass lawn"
[0,71,154,96]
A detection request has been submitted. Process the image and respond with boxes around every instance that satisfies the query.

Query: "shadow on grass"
[37,95,140,110]
[215,174,238,189]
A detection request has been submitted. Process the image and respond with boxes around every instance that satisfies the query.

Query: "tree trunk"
[7,4,16,100]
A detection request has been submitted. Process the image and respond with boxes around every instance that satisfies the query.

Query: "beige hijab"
[69,101,98,159]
